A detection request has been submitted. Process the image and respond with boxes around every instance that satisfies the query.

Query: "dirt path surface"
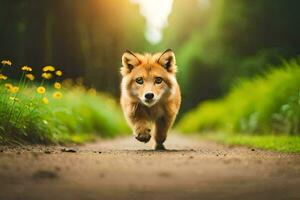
[0,134,300,200]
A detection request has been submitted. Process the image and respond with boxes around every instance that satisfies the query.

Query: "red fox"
[120,49,181,150]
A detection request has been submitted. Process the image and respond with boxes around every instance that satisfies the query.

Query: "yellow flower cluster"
[37,86,46,94]
[54,82,61,89]
[39,67,64,103]
[0,74,7,80]
[53,91,63,99]
[11,86,19,93]
[21,66,32,72]
[1,58,65,105]
[4,83,12,90]
[56,70,63,76]
[1,60,12,66]
[41,66,62,80]
[25,73,35,81]
[43,66,55,72]
[4,83,19,93]
[42,72,52,79]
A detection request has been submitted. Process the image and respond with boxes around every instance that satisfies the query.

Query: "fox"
[120,49,181,150]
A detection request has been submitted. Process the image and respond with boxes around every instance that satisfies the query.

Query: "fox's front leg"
[132,119,152,143]
[122,102,152,143]
[154,116,174,150]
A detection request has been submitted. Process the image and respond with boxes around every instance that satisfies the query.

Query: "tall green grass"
[0,61,129,145]
[177,59,300,135]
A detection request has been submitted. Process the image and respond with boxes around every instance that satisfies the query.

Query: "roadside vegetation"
[0,60,129,145]
[177,59,300,152]
[201,132,300,153]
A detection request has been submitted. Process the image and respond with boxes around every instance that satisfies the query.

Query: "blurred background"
[1,0,300,115]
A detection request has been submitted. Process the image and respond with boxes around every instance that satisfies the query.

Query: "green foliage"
[161,0,300,112]
[0,61,129,144]
[177,60,300,135]
[51,86,129,138]
[201,132,300,153]
[0,85,129,145]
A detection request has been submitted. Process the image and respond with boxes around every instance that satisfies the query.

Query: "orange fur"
[120,49,181,150]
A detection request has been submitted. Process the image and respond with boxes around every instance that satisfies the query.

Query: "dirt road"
[0,134,300,200]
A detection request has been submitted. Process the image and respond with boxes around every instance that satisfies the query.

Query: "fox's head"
[120,49,177,107]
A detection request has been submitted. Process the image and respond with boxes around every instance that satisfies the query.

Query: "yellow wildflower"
[1,60,12,66]
[10,86,19,93]
[0,74,7,80]
[42,72,52,79]
[55,70,63,76]
[21,66,32,72]
[9,97,20,102]
[54,82,62,89]
[53,91,63,99]
[42,97,49,104]
[43,66,55,72]
[25,73,35,81]
[4,83,13,90]
[37,86,46,94]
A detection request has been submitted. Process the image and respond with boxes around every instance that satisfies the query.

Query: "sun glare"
[131,0,173,45]
[198,0,210,7]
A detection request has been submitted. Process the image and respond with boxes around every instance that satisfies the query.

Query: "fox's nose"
[145,92,154,100]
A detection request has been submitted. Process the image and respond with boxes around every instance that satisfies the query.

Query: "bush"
[0,61,129,144]
[177,59,300,135]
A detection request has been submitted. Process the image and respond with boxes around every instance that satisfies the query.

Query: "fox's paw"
[154,143,166,151]
[134,128,151,143]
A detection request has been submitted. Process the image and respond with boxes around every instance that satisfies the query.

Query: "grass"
[0,61,129,145]
[177,58,300,152]
[200,132,300,153]
[177,59,300,134]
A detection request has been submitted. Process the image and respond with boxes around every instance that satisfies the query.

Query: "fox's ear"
[158,49,176,73]
[121,50,140,75]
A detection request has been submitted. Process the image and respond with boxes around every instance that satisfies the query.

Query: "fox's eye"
[136,77,143,85]
[155,77,163,84]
